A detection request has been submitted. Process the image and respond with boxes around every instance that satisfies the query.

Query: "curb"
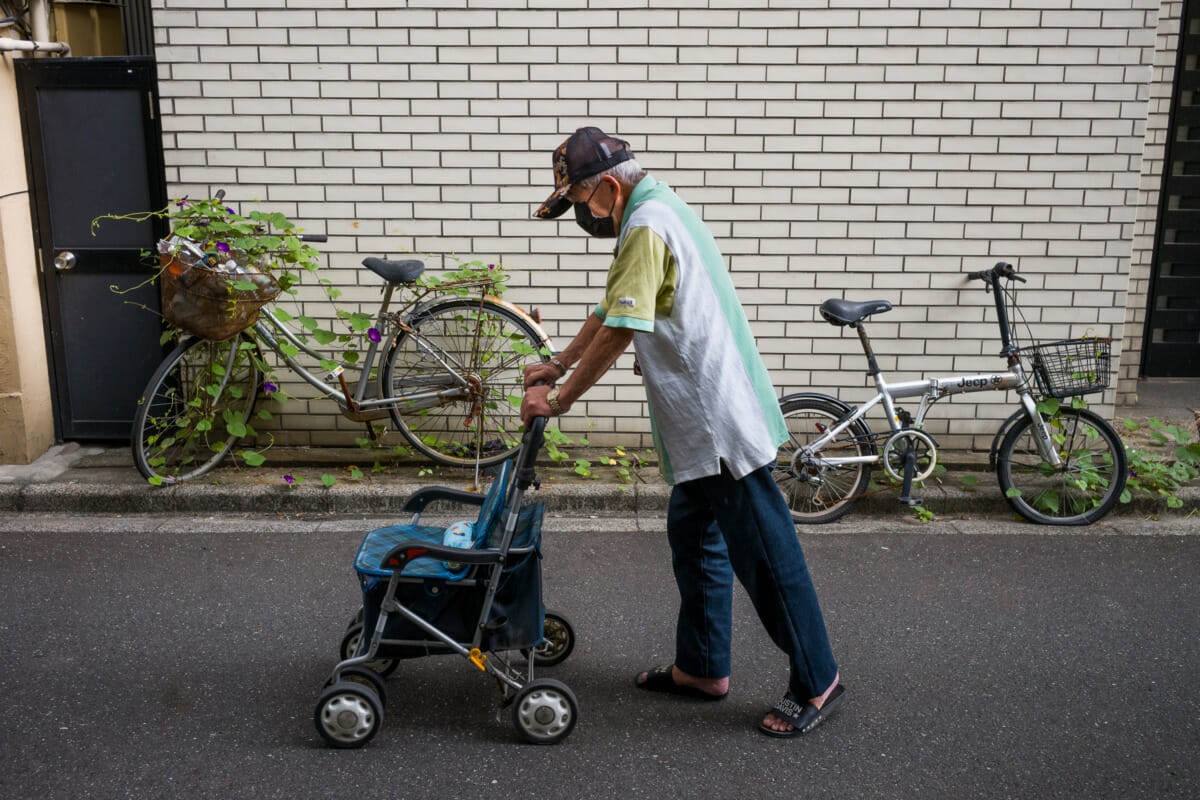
[1,444,1197,520]
[3,475,1196,520]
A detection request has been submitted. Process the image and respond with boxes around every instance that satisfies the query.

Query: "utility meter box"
[52,0,124,57]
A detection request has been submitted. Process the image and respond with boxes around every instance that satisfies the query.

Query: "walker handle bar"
[515,380,550,490]
[515,416,547,490]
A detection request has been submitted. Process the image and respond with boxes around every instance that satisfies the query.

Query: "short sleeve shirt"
[595,226,676,332]
[593,176,787,485]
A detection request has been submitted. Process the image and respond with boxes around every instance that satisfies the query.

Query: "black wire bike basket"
[1019,337,1113,399]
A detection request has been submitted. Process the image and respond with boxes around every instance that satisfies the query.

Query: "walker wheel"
[315,682,383,749]
[340,624,400,678]
[511,678,578,745]
[531,611,575,667]
[325,665,389,709]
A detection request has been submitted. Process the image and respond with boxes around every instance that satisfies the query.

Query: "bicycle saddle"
[820,298,893,326]
[362,257,425,284]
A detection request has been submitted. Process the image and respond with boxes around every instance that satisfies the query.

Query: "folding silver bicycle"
[774,262,1127,526]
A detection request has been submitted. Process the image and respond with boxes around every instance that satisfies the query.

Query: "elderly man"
[520,127,844,737]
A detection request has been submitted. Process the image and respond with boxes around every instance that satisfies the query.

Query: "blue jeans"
[667,463,838,699]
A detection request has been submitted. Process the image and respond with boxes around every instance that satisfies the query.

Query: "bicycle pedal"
[897,496,924,506]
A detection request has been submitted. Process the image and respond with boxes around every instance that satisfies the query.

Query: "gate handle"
[54,251,76,271]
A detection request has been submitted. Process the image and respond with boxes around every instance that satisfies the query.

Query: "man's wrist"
[548,357,568,376]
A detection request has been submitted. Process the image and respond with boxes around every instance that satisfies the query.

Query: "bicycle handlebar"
[967,262,1026,354]
[964,262,1022,284]
[206,190,326,242]
[967,261,1026,285]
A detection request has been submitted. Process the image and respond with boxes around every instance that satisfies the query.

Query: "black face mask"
[573,182,617,238]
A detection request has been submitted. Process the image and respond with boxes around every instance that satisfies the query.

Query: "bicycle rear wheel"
[774,396,874,524]
[131,335,260,485]
[383,298,548,467]
[995,407,1126,525]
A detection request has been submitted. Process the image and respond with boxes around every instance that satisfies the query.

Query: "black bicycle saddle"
[820,298,893,326]
[362,257,425,284]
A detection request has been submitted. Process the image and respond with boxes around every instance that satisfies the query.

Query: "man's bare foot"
[635,664,728,698]
[668,665,729,697]
[761,672,839,734]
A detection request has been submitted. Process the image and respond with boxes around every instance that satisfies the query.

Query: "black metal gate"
[15,56,168,440]
[1147,1,1200,377]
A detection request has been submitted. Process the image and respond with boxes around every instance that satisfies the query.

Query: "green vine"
[542,425,653,486]
[1121,416,1200,509]
[903,398,1199,521]
[100,196,513,486]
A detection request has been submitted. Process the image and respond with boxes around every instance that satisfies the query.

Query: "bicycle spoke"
[997,407,1125,525]
[387,300,545,467]
[133,336,259,484]
[774,398,873,523]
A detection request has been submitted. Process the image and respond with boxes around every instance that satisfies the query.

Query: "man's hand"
[519,315,631,426]
[523,361,563,390]
[521,383,559,426]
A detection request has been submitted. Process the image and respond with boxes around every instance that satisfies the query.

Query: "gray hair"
[575,159,646,190]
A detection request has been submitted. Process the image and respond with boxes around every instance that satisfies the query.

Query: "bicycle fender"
[408,295,556,353]
[778,391,855,416]
[988,408,1028,469]
[480,295,556,351]
[779,391,878,453]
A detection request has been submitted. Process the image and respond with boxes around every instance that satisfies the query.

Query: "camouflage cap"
[534,127,634,219]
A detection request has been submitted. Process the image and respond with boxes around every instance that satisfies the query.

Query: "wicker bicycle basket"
[1019,337,1113,399]
[158,245,280,342]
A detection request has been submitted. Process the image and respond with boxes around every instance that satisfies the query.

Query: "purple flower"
[216,242,230,253]
[368,327,382,343]
[175,195,189,208]
[226,207,236,215]
[262,382,277,393]
[283,474,295,485]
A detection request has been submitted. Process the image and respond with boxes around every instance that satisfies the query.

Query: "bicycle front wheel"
[383,298,549,467]
[773,396,874,524]
[131,335,260,485]
[995,406,1126,525]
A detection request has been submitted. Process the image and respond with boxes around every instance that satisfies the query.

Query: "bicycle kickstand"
[897,445,924,507]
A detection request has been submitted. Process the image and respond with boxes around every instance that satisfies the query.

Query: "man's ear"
[603,174,622,203]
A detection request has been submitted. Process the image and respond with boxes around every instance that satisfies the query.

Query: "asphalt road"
[1,513,1198,799]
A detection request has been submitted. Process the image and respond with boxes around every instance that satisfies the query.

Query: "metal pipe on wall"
[0,38,71,55]
[28,0,50,44]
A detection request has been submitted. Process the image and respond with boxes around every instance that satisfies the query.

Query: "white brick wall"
[1124,0,1180,404]
[152,0,1162,454]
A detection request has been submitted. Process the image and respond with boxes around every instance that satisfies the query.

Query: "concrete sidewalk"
[1,417,1196,520]
[1,376,1195,518]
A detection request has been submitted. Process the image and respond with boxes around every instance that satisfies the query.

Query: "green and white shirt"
[594,176,787,485]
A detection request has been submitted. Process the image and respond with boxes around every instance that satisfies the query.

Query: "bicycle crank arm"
[897,446,924,507]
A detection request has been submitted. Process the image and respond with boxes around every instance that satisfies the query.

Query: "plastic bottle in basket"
[442,520,476,572]
[232,262,276,294]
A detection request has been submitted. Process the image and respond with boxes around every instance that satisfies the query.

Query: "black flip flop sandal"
[634,664,727,701]
[759,683,846,737]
